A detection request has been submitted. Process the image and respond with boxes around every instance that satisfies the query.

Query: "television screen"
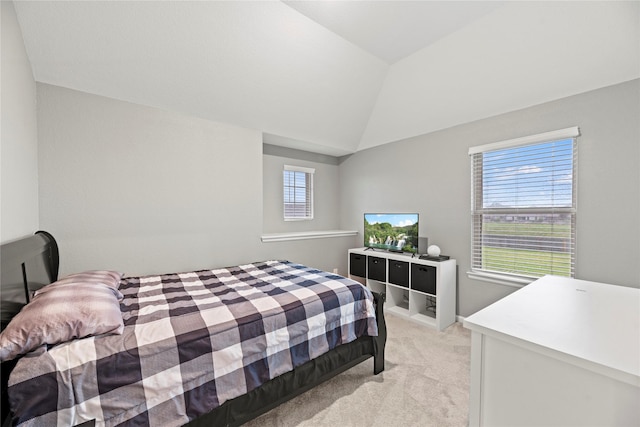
[364,213,419,253]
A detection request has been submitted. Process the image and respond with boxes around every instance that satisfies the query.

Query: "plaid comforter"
[8,261,378,426]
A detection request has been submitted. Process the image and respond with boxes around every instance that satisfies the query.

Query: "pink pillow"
[0,272,124,362]
[43,270,123,291]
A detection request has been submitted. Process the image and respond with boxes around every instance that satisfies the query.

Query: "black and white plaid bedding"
[8,260,378,426]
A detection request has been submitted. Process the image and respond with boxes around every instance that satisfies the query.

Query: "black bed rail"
[371,291,387,374]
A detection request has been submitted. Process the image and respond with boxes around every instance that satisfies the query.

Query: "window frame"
[468,127,579,287]
[283,164,314,221]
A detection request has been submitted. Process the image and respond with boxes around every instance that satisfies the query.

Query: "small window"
[469,127,579,284]
[283,165,314,220]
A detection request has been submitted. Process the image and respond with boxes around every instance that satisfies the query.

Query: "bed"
[0,231,386,427]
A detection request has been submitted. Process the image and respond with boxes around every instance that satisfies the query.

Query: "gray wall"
[1,1,39,243]
[37,84,265,276]
[339,79,640,317]
[262,144,357,275]
[263,145,341,233]
[36,84,356,277]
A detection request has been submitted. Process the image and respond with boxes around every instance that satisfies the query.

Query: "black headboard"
[1,231,59,426]
[0,231,58,330]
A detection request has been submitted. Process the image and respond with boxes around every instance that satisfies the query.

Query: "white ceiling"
[13,1,640,156]
[283,1,503,64]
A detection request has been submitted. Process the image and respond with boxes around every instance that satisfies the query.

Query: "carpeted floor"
[243,313,471,427]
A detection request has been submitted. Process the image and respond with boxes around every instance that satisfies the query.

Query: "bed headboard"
[0,230,59,330]
[1,231,59,425]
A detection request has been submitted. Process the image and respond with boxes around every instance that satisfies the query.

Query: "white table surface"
[464,275,640,385]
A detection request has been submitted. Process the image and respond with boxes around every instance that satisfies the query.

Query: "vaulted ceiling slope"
[14,1,640,156]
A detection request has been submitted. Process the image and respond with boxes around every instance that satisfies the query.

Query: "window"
[283,165,314,220]
[469,127,579,285]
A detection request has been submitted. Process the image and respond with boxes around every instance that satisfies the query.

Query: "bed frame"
[0,231,386,427]
[1,231,59,426]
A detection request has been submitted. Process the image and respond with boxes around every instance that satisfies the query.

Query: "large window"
[283,165,314,220]
[469,127,579,285]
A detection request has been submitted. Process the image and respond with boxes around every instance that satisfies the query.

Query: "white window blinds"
[469,127,579,282]
[283,165,314,220]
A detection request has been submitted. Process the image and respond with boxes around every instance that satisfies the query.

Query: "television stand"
[347,248,456,331]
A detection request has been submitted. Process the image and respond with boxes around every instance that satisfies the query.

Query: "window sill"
[261,230,358,243]
[466,270,536,289]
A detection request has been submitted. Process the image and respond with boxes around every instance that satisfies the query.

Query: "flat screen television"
[364,213,419,254]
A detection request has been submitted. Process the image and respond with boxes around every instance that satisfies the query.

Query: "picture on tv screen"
[364,213,419,253]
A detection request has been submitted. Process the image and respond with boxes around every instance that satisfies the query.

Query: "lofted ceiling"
[283,1,503,64]
[13,1,640,157]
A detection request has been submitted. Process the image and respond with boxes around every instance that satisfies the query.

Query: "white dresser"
[464,275,640,426]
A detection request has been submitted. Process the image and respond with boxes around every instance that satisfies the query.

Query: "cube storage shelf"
[348,248,456,331]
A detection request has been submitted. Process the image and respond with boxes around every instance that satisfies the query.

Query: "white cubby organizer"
[348,248,457,331]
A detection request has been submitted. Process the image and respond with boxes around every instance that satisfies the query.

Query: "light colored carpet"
[243,314,471,427]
